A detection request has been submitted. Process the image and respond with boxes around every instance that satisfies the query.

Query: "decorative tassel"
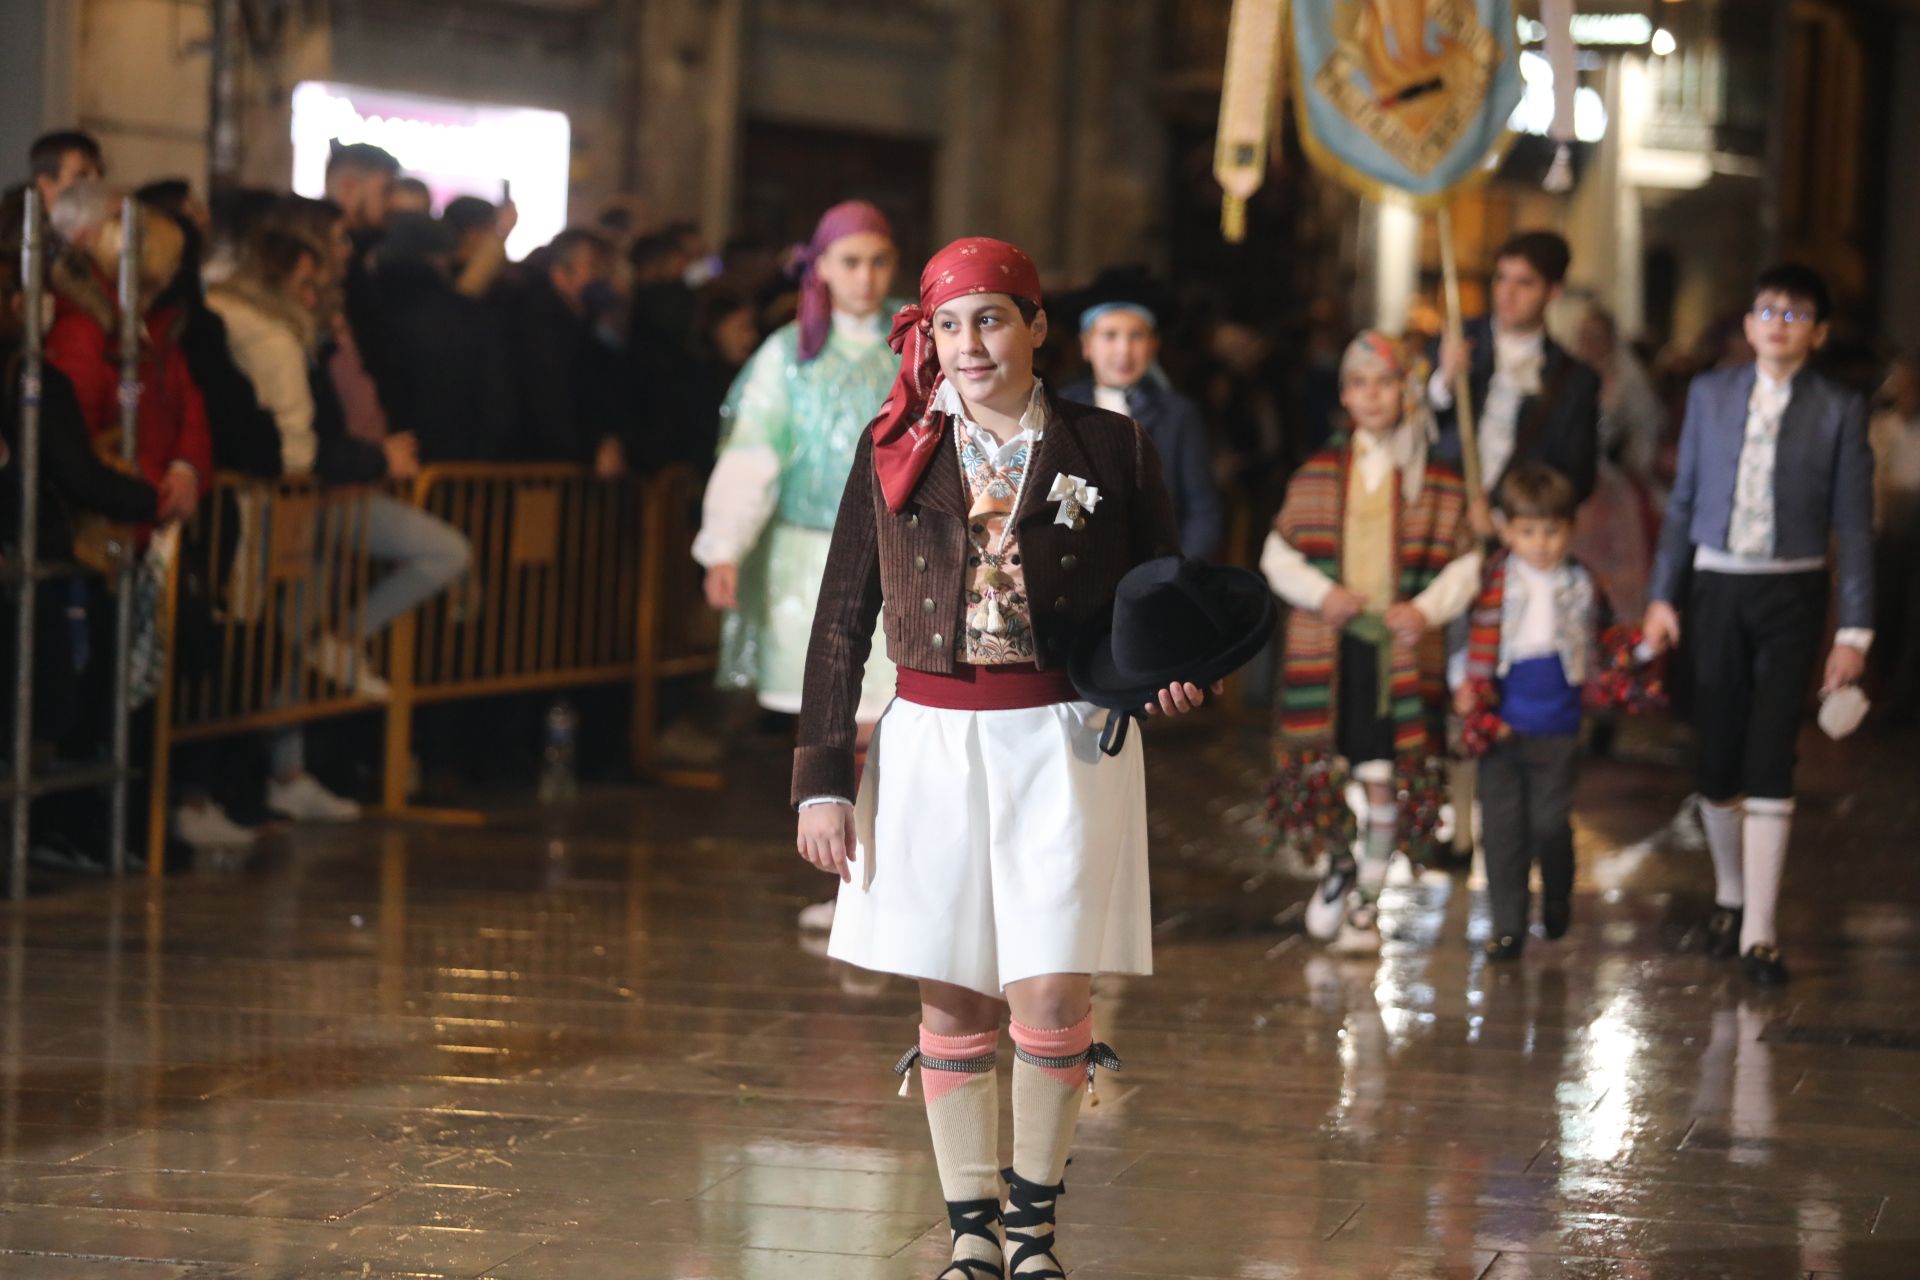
[984,598,1005,636]
[892,1044,921,1098]
[1084,1043,1124,1108]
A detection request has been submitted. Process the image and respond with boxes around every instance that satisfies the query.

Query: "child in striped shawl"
[1262,332,1483,953]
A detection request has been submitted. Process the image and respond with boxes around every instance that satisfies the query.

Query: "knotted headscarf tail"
[868,237,1044,513]
[792,200,895,364]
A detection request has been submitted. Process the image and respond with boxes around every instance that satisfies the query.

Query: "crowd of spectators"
[3,125,1916,877]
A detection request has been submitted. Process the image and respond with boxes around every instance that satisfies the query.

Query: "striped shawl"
[1272,442,1473,757]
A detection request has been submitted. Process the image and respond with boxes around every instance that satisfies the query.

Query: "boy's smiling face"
[933,291,1047,417]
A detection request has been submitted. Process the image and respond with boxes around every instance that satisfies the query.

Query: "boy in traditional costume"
[1457,462,1614,960]
[792,237,1208,1279]
[1263,332,1482,952]
[1643,263,1874,987]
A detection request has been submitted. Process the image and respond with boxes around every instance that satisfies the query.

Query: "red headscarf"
[868,237,1043,512]
[792,200,895,364]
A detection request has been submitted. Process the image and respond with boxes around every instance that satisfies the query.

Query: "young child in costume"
[793,237,1201,1280]
[1643,263,1874,987]
[1263,332,1482,952]
[693,200,902,928]
[1456,462,1613,961]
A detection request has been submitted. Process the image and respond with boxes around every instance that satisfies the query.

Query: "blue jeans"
[271,494,472,776]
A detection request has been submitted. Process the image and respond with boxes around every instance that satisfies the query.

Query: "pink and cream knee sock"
[1006,1014,1119,1277]
[901,1027,1003,1277]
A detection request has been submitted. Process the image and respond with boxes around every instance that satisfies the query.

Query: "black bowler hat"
[1071,556,1276,756]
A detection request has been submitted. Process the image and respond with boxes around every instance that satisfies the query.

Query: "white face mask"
[682,255,721,289]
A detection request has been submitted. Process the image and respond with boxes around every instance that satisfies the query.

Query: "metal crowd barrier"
[378,463,649,810]
[3,192,146,900]
[144,463,719,869]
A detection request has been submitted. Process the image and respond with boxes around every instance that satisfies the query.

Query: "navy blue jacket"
[1432,317,1600,504]
[1061,377,1224,559]
[1650,363,1874,630]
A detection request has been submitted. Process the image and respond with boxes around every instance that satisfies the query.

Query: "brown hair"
[238,227,320,290]
[1497,461,1577,522]
[1495,230,1572,287]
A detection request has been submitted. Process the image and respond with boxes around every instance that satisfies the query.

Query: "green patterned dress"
[699,311,902,718]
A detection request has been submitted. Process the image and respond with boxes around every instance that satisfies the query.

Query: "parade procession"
[0,0,1916,1276]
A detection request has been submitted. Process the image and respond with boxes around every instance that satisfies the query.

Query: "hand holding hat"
[1071,557,1276,756]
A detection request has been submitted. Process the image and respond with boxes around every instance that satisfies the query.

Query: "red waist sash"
[896,663,1079,711]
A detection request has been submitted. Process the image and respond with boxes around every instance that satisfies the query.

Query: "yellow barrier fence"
[149,463,720,868]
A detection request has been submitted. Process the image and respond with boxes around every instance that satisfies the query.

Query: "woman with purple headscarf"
[693,201,902,924]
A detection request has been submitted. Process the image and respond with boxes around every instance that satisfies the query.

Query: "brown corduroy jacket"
[792,390,1181,805]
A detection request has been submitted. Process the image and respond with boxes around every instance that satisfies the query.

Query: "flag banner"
[1291,0,1523,207]
[1214,0,1289,241]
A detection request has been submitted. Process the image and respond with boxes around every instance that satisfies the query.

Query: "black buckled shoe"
[1742,944,1789,987]
[1485,934,1525,962]
[1704,906,1743,959]
[1001,1167,1067,1279]
[936,1196,1005,1279]
[1542,898,1571,940]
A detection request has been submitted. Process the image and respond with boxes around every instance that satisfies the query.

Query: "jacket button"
[922,598,936,613]
[1060,554,1078,570]
[1054,596,1069,611]
[932,633,944,649]
[914,555,927,571]
[908,513,919,527]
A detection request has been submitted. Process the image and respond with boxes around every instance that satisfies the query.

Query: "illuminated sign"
[1508,51,1609,143]
[291,81,570,261]
[1516,14,1657,47]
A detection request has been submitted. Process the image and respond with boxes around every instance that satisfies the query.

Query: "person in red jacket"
[43,186,209,526]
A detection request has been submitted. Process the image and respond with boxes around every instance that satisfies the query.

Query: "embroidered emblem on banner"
[1313,0,1498,176]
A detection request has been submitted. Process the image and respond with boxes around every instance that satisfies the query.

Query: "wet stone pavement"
[1,711,1917,1278]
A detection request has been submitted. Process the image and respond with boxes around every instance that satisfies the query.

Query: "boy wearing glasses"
[1643,264,1874,986]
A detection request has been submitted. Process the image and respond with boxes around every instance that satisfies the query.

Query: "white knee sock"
[1358,804,1397,902]
[1699,799,1746,909]
[1739,798,1793,952]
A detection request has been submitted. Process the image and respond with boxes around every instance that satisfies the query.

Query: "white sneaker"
[267,773,363,822]
[305,634,391,700]
[1331,899,1382,954]
[172,801,257,850]
[1304,859,1356,941]
[797,899,837,931]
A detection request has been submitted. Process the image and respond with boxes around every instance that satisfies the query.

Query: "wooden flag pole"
[1436,203,1483,504]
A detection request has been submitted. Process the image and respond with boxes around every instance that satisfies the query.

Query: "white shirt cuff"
[1427,368,1455,410]
[693,445,782,568]
[798,796,853,810]
[1412,548,1485,627]
[1834,628,1873,654]
[1260,531,1336,612]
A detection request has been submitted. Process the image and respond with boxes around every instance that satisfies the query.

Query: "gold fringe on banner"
[1214,0,1288,243]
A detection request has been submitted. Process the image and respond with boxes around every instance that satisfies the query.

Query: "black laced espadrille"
[937,1195,1005,1279]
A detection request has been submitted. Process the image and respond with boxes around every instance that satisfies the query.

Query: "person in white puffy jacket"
[207,225,468,831]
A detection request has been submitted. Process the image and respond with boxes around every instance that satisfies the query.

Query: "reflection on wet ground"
[0,715,1915,1277]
